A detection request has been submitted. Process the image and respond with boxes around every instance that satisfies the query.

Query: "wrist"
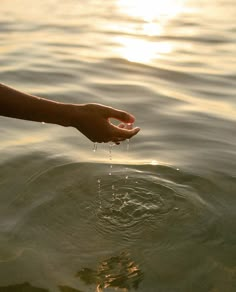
[56,102,84,128]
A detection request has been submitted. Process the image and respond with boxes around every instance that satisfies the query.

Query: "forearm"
[0,83,140,143]
[0,83,71,126]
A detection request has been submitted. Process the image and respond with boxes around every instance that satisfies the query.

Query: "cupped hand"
[70,103,140,143]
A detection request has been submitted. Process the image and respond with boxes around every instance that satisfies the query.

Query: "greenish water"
[0,0,236,291]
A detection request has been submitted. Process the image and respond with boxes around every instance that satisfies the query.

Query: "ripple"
[96,178,177,225]
[3,160,221,252]
[90,166,211,246]
[0,153,235,290]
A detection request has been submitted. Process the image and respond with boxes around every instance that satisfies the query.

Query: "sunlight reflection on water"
[115,37,173,63]
[114,0,187,63]
[116,0,187,21]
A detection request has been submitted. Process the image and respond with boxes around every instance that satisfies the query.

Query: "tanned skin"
[0,83,140,143]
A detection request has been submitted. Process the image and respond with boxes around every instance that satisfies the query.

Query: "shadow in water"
[0,283,83,292]
[58,286,83,292]
[0,282,49,292]
[76,252,143,291]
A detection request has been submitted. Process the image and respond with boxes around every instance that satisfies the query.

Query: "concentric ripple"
[96,178,176,225]
[91,166,204,242]
[3,160,219,252]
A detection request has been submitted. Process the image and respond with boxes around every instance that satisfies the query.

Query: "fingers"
[105,107,135,124]
[110,122,140,142]
[75,103,140,143]
[112,125,141,140]
[118,123,125,129]
[90,126,140,144]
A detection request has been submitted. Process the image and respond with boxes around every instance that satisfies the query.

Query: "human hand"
[69,103,140,143]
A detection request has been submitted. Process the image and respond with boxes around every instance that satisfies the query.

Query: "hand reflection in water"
[0,253,143,292]
[76,252,143,292]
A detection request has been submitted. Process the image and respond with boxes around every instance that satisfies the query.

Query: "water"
[0,0,236,291]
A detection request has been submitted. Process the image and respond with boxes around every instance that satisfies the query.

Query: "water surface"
[0,0,236,291]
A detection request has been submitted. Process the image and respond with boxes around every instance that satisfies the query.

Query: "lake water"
[0,0,236,291]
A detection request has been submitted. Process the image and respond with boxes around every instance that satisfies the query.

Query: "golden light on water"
[116,37,173,63]
[143,22,163,36]
[115,0,186,63]
[117,0,186,21]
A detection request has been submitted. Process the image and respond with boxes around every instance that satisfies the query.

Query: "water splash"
[94,170,187,239]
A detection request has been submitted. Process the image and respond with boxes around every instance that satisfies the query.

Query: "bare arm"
[0,83,140,143]
[0,83,68,125]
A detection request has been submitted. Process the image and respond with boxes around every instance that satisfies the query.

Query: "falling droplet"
[127,139,130,152]
[112,184,115,200]
[93,142,98,152]
[124,138,130,182]
[109,143,112,158]
[97,179,102,208]
[108,143,113,176]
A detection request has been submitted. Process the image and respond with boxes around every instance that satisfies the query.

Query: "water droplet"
[124,138,130,181]
[108,143,113,176]
[93,142,98,152]
[126,139,130,152]
[125,123,133,130]
[112,184,116,200]
[41,121,45,125]
[97,178,102,208]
